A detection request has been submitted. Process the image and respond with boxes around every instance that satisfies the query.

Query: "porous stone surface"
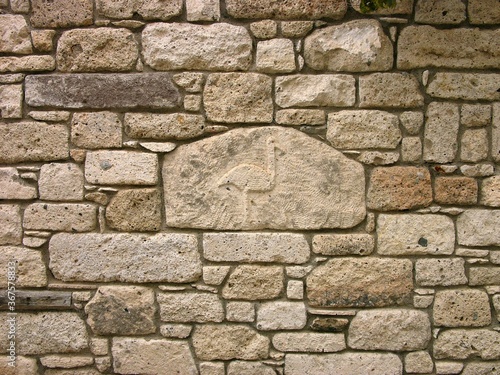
[428,73,500,101]
[405,351,434,374]
[461,104,491,127]
[158,292,224,323]
[415,0,466,24]
[434,177,478,205]
[0,84,22,118]
[226,301,255,322]
[275,75,355,108]
[0,56,55,72]
[0,205,21,245]
[49,233,202,283]
[222,265,283,300]
[415,258,467,286]
[97,0,182,20]
[0,356,38,374]
[85,286,156,335]
[124,113,205,140]
[433,289,491,327]
[423,102,459,163]
[327,110,401,149]
[495,104,500,162]
[481,176,500,207]
[163,127,365,230]
[256,39,295,73]
[72,112,122,149]
[256,301,307,330]
[0,168,37,199]
[402,137,422,162]
[348,309,431,351]
[275,109,325,126]
[31,30,55,52]
[272,332,346,352]
[112,338,197,375]
[468,0,500,24]
[304,20,393,72]
[307,258,413,307]
[312,234,374,256]
[227,361,276,375]
[0,15,32,54]
[0,246,47,287]
[462,363,500,375]
[457,209,500,246]
[281,21,314,37]
[469,267,500,286]
[359,73,423,108]
[23,203,96,232]
[143,23,252,71]
[250,20,277,39]
[434,329,500,360]
[40,355,93,368]
[186,0,220,21]
[39,163,84,201]
[31,0,93,28]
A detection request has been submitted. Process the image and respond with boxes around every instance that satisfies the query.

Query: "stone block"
[400,111,424,135]
[357,151,399,166]
[222,265,283,300]
[461,104,491,127]
[423,102,459,163]
[256,39,295,73]
[97,0,182,20]
[0,205,21,245]
[468,0,500,24]
[312,234,373,256]
[160,324,192,339]
[457,209,500,246]
[0,15,32,54]
[462,363,500,375]
[428,73,500,101]
[402,137,422,162]
[0,356,37,374]
[0,168,37,200]
[250,20,277,38]
[226,301,255,322]
[416,258,467,286]
[359,73,423,108]
[404,351,434,374]
[434,329,500,359]
[226,0,347,19]
[0,246,47,287]
[495,104,500,162]
[273,332,345,352]
[481,176,500,207]
[39,163,84,201]
[173,72,204,92]
[415,0,466,24]
[227,362,275,375]
[461,128,488,162]
[275,74,355,108]
[31,30,55,52]
[434,177,478,205]
[158,291,224,324]
[40,356,93,369]
[434,289,491,327]
[469,267,500,286]
[275,109,325,126]
[256,302,306,330]
[287,280,304,299]
[49,233,201,283]
[203,266,230,286]
[24,203,96,232]
[71,112,122,149]
[281,21,314,37]
[31,0,93,28]
[0,56,54,72]
[0,84,22,118]
[124,113,204,140]
[186,0,220,21]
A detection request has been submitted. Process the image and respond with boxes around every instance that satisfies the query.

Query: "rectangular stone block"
[493,103,500,162]
[0,56,55,72]
[0,15,32,54]
[49,233,202,283]
[428,73,500,101]
[125,113,205,140]
[0,246,47,287]
[433,289,491,327]
[226,0,347,19]
[25,73,181,109]
[468,0,500,24]
[31,0,93,28]
[0,168,37,200]
[0,84,22,118]
[434,329,500,360]
[312,234,374,256]
[256,301,307,330]
[416,258,467,286]
[0,122,68,163]
[398,26,500,69]
[359,73,423,108]
[469,267,500,286]
[275,109,325,126]
[97,0,182,20]
[24,203,96,232]
[272,332,345,352]
[85,151,158,185]
[203,233,309,263]
[423,102,459,163]
[0,205,21,245]
[457,209,500,246]
[158,292,224,323]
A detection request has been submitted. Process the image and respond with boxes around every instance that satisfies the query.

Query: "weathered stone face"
[428,73,500,101]
[0,56,55,73]
[0,84,22,118]
[124,113,205,140]
[415,0,466,24]
[31,0,93,28]
[423,102,460,163]
[415,258,467,286]
[98,0,182,20]
[0,168,37,200]
[158,292,224,323]
[359,73,423,108]
[0,15,32,54]
[71,112,122,149]
[222,265,284,300]
[38,163,84,201]
[256,302,307,330]
[23,203,96,232]
[457,209,500,246]
[272,332,346,352]
[434,329,500,360]
[0,205,21,245]
[163,127,365,230]
[468,0,500,24]
[307,258,413,307]
[435,177,478,205]
[227,362,276,375]
[481,176,500,207]
[433,289,491,327]
[0,246,47,287]
[312,234,374,256]
[256,39,296,73]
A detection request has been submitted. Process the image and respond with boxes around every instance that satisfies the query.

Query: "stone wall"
[0,0,499,374]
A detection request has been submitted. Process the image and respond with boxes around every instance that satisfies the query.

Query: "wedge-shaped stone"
[222,265,283,300]
[24,203,96,232]
[0,56,54,73]
[398,26,500,69]
[359,73,423,108]
[0,168,37,200]
[307,258,413,307]
[312,234,374,256]
[0,15,32,54]
[434,329,500,360]
[0,122,68,163]
[163,127,365,230]
[25,73,180,109]
[203,233,309,263]
[427,73,500,101]
[434,289,491,327]
[305,20,393,72]
[158,292,224,323]
[377,214,455,255]
[348,309,431,351]
[49,233,201,283]
[57,28,138,72]
[31,0,93,28]
[125,113,205,140]
[193,324,269,360]
[0,312,88,355]
[112,338,197,375]
[286,353,403,375]
[273,333,345,352]
[143,23,252,71]
[275,75,355,108]
[226,0,347,19]
[457,209,500,246]
[423,102,459,163]
[0,246,47,287]
[0,205,21,245]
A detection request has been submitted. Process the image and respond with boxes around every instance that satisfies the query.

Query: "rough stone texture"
[0,168,37,200]
[273,333,346,352]
[398,27,500,69]
[495,104,500,162]
[434,329,500,360]
[71,112,122,149]
[287,280,304,299]
[49,233,202,283]
[186,0,220,21]
[305,20,392,72]
[0,15,32,54]
[310,318,349,332]
[40,356,93,368]
[415,0,466,24]
[25,73,181,109]
[106,189,162,232]
[285,353,403,375]
[0,246,47,287]
[428,73,500,101]
[143,23,252,71]
[226,0,347,19]
[468,0,500,24]
[226,301,255,322]
[423,102,460,163]
[256,39,295,73]
[433,289,491,327]
[359,73,424,108]
[160,324,192,339]
[192,325,269,360]
[31,0,92,27]
[435,362,465,375]
[85,286,156,335]
[415,258,467,286]
[39,163,84,201]
[405,351,434,374]
[469,267,500,286]
[0,312,88,355]
[275,109,325,126]
[0,122,68,163]
[494,295,500,320]
[29,110,70,122]
[256,302,306,330]
[462,363,500,375]
[124,113,205,140]
[158,292,223,323]
[402,137,422,162]
[23,203,96,232]
[203,233,309,263]
[357,151,399,166]
[204,73,273,123]
[0,356,38,374]
[31,30,55,52]
[281,21,314,37]
[400,111,424,135]
[462,104,491,127]
[222,265,283,300]
[434,177,478,205]
[481,176,500,207]
[0,84,22,118]
[227,362,275,375]
[45,369,100,375]
[203,266,230,285]
[312,234,374,256]
[307,258,413,307]
[97,0,182,20]
[461,164,495,178]
[457,209,500,246]
[367,167,432,211]
[327,110,401,149]
[348,309,431,351]
[85,151,158,185]
[0,55,55,72]
[250,20,277,39]
[112,338,197,375]
[0,205,21,245]
[163,127,365,230]
[275,75,355,108]
[461,128,489,162]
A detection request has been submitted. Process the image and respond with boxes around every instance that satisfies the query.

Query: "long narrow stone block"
[226,0,347,19]
[23,203,96,232]
[428,73,500,101]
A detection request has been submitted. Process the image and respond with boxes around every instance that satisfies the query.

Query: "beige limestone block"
[423,102,459,163]
[494,295,500,320]
[0,56,54,72]
[72,112,122,149]
[481,176,500,207]
[0,356,37,374]
[250,20,277,38]
[400,111,424,134]
[10,0,29,13]
[160,324,192,339]
[143,23,252,71]
[0,205,21,245]
[39,163,84,201]
[416,258,467,286]
[287,280,304,299]
[203,266,230,285]
[0,84,22,118]
[434,177,478,205]
[494,104,500,162]
[226,301,255,322]
[415,0,466,24]
[462,363,500,375]
[461,128,489,162]
[275,74,355,108]
[184,95,201,112]
[24,203,96,232]
[281,21,314,37]
[272,332,345,352]
[348,309,431,351]
[327,110,401,149]
[0,246,47,287]
[124,113,205,140]
[359,73,423,108]
[468,0,500,24]
[40,355,93,368]
[226,0,347,19]
[0,15,32,54]
[31,0,93,27]
[173,72,204,92]
[49,233,201,283]
[163,127,365,230]
[457,209,500,246]
[304,20,393,72]
[357,151,399,165]
[227,361,275,375]
[461,104,491,127]
[428,73,500,101]
[45,369,100,375]
[434,329,500,359]
[97,0,182,20]
[402,137,422,162]
[112,338,197,375]
[469,267,500,286]
[186,0,220,21]
[222,265,283,300]
[312,234,373,256]
[256,39,295,73]
[275,109,325,126]
[192,324,269,360]
[307,258,413,307]
[0,122,68,163]
[434,289,491,327]
[256,302,306,330]
[461,164,495,177]
[404,351,434,374]
[31,29,55,52]
[158,292,224,323]
[29,111,70,122]
[435,361,464,374]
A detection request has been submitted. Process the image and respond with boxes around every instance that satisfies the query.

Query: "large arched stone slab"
[163,127,365,230]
